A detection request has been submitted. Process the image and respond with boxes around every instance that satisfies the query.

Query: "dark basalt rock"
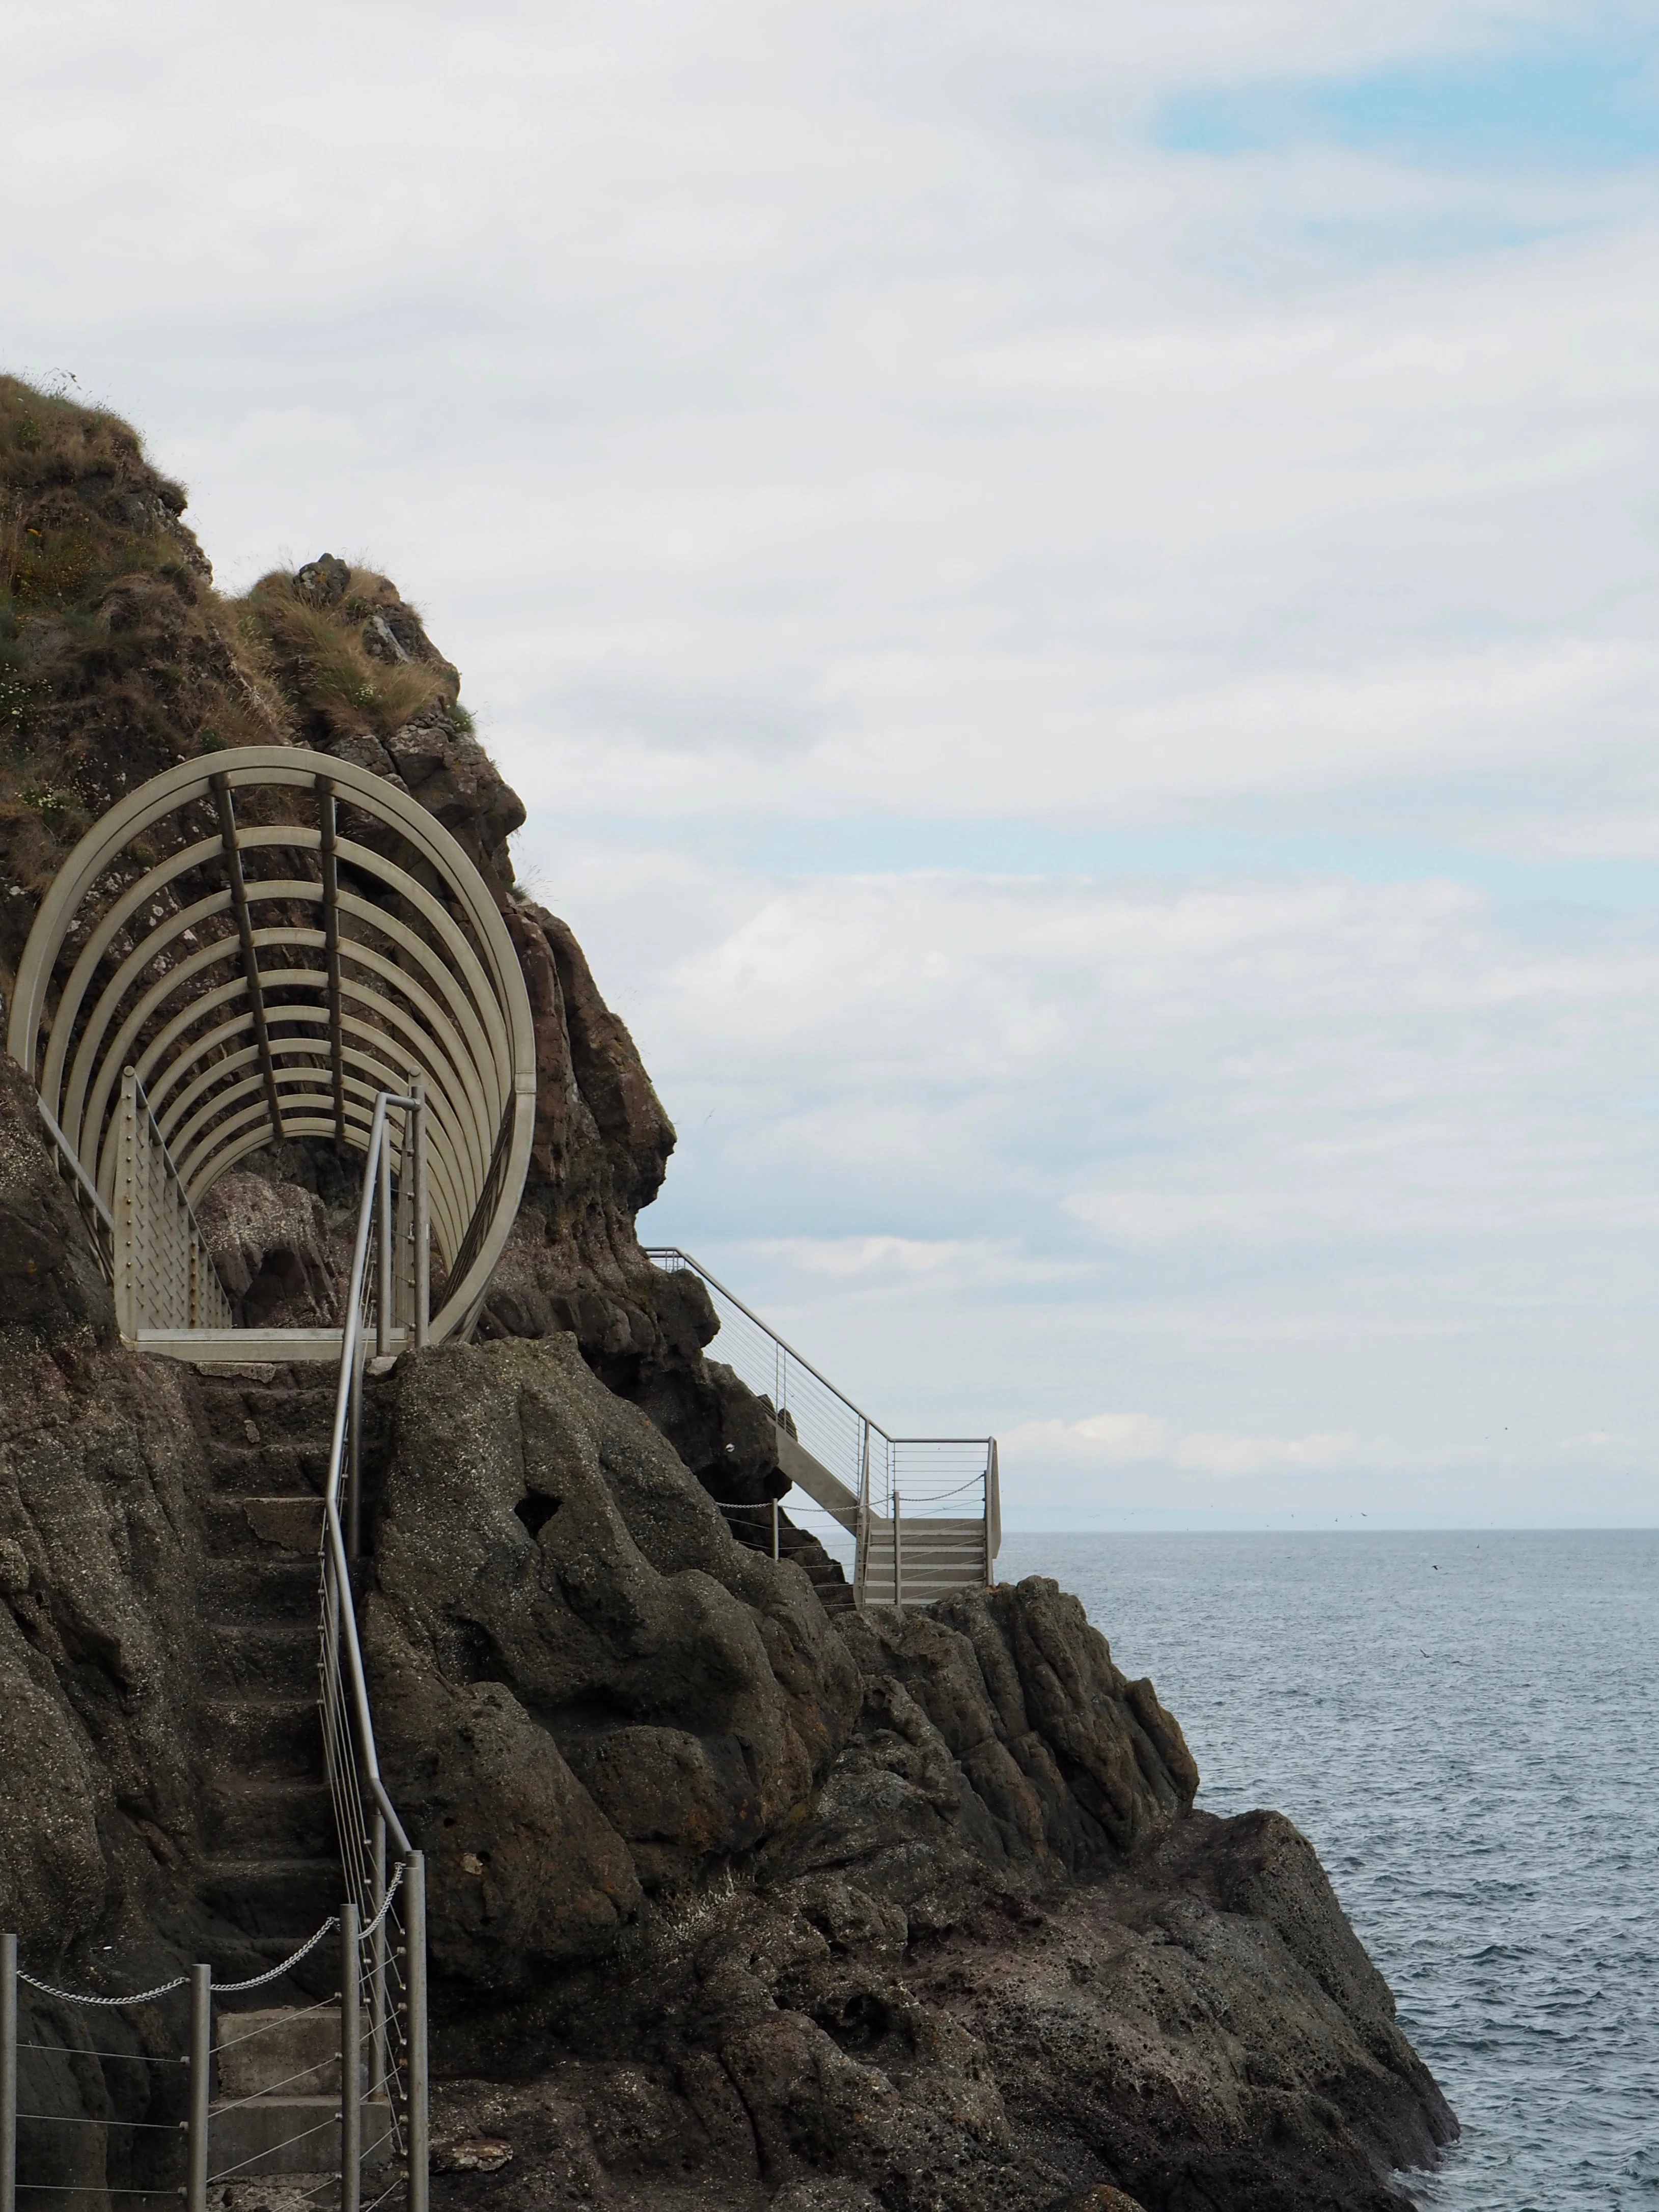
[0,382,1456,2209]
[0,1052,117,1351]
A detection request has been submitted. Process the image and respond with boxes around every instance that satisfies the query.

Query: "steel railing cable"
[2,1104,434,2212]
[212,1995,335,2055]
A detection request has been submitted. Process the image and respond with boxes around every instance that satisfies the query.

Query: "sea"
[999,1530,1658,2212]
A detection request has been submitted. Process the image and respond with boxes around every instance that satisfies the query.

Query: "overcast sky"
[11,1,1659,1525]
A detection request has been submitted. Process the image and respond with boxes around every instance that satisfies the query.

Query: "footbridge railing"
[646,1248,1000,1610]
[316,1087,430,2206]
[8,744,537,1360]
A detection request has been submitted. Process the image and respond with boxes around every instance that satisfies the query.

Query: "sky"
[9,0,1659,1526]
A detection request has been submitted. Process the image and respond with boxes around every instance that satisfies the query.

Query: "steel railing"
[645,1248,999,1609]
[317,1088,430,2212]
[110,1070,236,1335]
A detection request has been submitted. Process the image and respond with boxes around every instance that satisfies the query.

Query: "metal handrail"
[645,1245,999,1607]
[321,1091,417,1858]
[35,1093,116,1234]
[645,1245,889,1438]
[113,1071,236,1333]
[314,1089,429,2212]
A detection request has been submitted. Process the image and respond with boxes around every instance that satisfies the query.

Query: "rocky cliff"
[0,378,1455,2211]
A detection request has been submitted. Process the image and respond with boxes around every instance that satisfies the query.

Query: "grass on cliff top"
[0,375,298,905]
[242,571,449,742]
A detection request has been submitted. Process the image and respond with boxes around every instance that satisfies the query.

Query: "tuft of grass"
[242,572,447,739]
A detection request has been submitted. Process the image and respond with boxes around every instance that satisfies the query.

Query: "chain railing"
[1,1897,425,2212]
[1,1084,433,2212]
[645,1248,1000,1609]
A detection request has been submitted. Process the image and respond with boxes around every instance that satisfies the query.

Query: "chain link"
[209,1917,340,1994]
[15,1914,341,2008]
[358,1858,405,1944]
[16,1971,186,2009]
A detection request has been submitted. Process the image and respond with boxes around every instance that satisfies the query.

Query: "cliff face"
[0,382,1455,2212]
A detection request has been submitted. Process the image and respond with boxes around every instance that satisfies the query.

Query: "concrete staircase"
[721,1502,858,1614]
[188,1361,398,2182]
[860,1518,990,1610]
[192,1360,338,1958]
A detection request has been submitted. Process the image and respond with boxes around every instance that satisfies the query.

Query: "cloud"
[1002,1410,1475,1478]
[9,1,1659,1520]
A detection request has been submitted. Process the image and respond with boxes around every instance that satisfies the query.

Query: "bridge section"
[7,744,537,1356]
[648,1248,1000,1609]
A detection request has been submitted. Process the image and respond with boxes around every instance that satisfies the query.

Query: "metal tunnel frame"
[7,745,537,1347]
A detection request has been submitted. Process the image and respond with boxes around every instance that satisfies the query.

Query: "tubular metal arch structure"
[7,745,537,1345]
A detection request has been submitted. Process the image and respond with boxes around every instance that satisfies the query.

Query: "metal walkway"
[7,744,537,1358]
[648,1248,1000,1610]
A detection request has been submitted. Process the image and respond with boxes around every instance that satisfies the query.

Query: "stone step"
[199,1550,321,1626]
[217,2005,340,2098]
[203,1778,334,1858]
[198,1857,345,1938]
[201,1695,323,1774]
[202,1495,326,1559]
[204,1440,328,1496]
[208,2096,397,2179]
[191,1380,338,1451]
[203,1621,318,1693]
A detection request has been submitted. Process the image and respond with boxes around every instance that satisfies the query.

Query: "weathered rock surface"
[0,381,1456,2209]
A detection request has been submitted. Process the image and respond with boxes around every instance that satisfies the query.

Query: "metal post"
[411,1076,429,1351]
[770,1498,780,1561]
[187,1963,210,2212]
[404,1856,429,2212]
[2,1933,17,2212]
[393,1109,413,1334]
[341,1903,361,2212]
[375,1132,392,1359]
[855,1424,871,1614]
[346,1347,364,1563]
[893,1490,902,1610]
[370,1816,388,2108]
[116,1070,138,1339]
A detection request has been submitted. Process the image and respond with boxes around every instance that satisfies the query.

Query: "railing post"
[347,1348,364,1563]
[855,1424,871,1613]
[985,1438,1001,1588]
[187,1962,210,2212]
[375,1133,392,1359]
[116,1069,139,1338]
[404,1856,429,2212]
[393,1107,413,1334]
[2,1932,17,2212]
[370,1815,389,2109]
[341,1903,362,2212]
[893,1490,902,1610]
[411,1076,429,1351]
[770,1498,780,1561]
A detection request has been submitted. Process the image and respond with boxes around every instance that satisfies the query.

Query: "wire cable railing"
[645,1248,1000,1609]
[111,1070,236,1335]
[1,1894,423,2212]
[315,1089,431,2212]
[1,1089,434,2212]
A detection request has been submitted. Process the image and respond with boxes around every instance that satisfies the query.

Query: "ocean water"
[998,1530,1659,2211]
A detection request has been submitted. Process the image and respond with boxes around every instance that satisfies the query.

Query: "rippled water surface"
[999,1530,1658,2211]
